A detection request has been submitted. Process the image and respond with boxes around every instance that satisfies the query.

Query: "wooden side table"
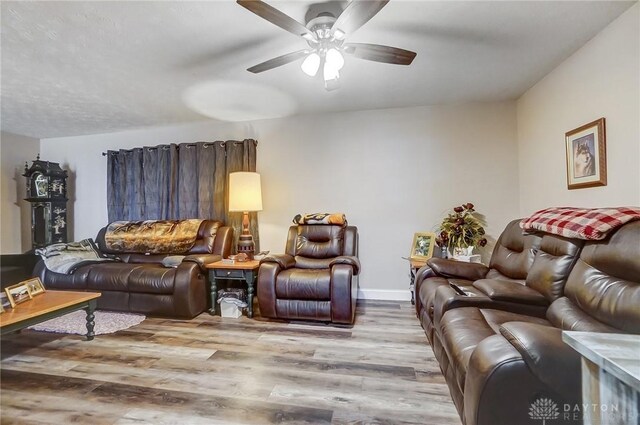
[205,260,260,318]
[409,259,427,305]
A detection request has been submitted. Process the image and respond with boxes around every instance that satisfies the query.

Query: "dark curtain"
[107,139,258,251]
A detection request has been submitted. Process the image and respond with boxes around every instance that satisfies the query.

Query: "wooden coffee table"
[1,290,101,340]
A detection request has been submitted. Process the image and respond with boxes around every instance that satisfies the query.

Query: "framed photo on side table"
[565,118,606,190]
[410,232,436,261]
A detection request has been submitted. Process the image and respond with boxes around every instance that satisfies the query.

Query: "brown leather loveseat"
[415,219,640,425]
[35,220,232,318]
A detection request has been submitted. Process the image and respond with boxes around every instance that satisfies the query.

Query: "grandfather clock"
[23,156,68,249]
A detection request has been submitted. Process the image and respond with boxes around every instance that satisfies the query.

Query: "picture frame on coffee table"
[4,283,33,308]
[24,277,46,296]
[565,118,606,190]
[410,232,436,261]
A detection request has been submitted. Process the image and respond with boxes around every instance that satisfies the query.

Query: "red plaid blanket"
[520,207,640,240]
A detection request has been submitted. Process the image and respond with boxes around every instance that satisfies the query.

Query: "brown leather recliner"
[35,220,233,318]
[257,224,360,325]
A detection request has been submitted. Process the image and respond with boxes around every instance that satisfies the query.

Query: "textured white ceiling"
[1,1,634,139]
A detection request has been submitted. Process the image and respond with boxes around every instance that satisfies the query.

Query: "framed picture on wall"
[410,232,436,261]
[565,118,606,190]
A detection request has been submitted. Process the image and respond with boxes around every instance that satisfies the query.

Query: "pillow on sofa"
[162,255,186,268]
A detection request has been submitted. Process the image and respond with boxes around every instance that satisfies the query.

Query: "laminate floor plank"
[1,300,461,425]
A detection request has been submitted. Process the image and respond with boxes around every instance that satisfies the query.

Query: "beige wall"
[517,4,640,215]
[1,131,40,253]
[41,102,520,298]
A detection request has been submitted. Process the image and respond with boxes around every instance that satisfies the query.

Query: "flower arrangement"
[436,202,487,252]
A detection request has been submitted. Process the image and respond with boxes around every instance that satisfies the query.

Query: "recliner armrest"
[473,279,548,306]
[499,322,582,398]
[427,258,489,281]
[260,254,295,270]
[330,256,360,275]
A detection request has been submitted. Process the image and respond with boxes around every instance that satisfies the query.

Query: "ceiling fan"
[237,0,416,91]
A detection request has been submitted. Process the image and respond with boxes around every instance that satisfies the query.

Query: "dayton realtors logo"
[529,398,560,424]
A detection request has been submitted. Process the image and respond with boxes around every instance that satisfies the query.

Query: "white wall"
[517,4,640,215]
[0,131,40,253]
[41,102,519,298]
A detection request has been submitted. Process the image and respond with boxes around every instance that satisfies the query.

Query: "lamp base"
[237,234,255,260]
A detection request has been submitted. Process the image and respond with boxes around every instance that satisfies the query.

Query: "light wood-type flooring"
[0,300,461,424]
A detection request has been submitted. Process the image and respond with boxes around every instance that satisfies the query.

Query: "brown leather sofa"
[415,219,543,343]
[257,224,360,325]
[35,220,232,318]
[415,219,640,425]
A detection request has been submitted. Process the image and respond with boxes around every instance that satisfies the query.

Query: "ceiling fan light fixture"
[300,53,320,77]
[325,48,344,71]
[332,29,346,40]
[323,61,340,82]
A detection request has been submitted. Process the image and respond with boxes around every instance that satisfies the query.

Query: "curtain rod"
[101,139,258,156]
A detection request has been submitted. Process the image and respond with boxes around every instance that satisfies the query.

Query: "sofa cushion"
[525,234,584,302]
[275,269,331,300]
[86,263,135,291]
[295,225,344,258]
[472,279,548,306]
[85,263,175,294]
[439,307,551,393]
[489,220,541,281]
[128,265,175,294]
[546,297,620,332]
[562,221,640,333]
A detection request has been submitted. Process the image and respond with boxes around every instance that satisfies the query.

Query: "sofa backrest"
[284,225,358,269]
[525,234,584,302]
[96,220,225,258]
[487,219,541,283]
[546,220,640,333]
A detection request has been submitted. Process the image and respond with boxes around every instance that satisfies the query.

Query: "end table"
[205,260,260,318]
[409,259,427,305]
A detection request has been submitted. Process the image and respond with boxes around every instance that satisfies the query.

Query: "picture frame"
[565,118,606,190]
[410,232,436,261]
[4,283,33,308]
[24,277,46,296]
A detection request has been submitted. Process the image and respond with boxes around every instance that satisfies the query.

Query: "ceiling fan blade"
[331,0,390,38]
[247,50,309,73]
[237,0,315,40]
[344,43,416,65]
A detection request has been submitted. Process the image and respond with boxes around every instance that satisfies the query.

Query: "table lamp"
[228,172,263,259]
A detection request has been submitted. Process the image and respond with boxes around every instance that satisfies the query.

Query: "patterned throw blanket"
[520,207,640,240]
[293,213,347,226]
[36,239,117,274]
[104,219,204,254]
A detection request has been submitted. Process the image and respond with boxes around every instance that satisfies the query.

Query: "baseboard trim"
[357,289,412,301]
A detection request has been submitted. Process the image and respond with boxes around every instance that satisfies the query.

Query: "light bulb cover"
[323,60,340,82]
[300,53,320,77]
[325,48,344,71]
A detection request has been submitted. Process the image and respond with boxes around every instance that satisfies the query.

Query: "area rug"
[28,311,146,336]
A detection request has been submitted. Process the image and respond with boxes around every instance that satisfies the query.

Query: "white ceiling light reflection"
[182,81,297,122]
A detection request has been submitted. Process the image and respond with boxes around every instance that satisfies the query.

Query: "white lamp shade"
[301,53,320,77]
[228,172,263,212]
[323,61,340,81]
[325,48,344,71]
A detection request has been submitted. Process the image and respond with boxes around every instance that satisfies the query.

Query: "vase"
[449,246,474,258]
